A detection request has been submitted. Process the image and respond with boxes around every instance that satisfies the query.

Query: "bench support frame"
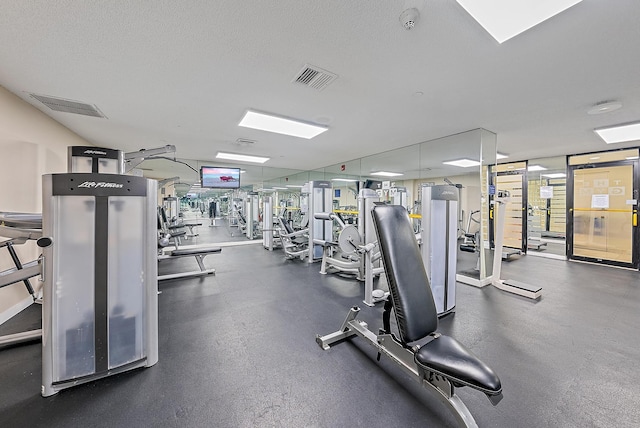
[316,307,482,428]
[158,252,216,281]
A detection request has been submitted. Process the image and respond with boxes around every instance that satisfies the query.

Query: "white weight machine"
[313,188,387,306]
[490,192,542,299]
[420,185,458,316]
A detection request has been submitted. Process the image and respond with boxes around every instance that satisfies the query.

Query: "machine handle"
[38,255,45,282]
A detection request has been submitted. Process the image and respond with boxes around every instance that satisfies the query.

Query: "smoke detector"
[400,8,420,30]
[234,138,256,147]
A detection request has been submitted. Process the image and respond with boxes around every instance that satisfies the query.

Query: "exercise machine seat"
[372,205,502,397]
[169,246,221,257]
[415,335,502,394]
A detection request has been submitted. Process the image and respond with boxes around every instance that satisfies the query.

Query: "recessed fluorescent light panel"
[528,165,547,171]
[443,159,481,168]
[496,153,509,159]
[286,185,304,188]
[216,152,270,164]
[456,0,583,43]
[239,110,328,139]
[595,122,640,144]
[370,171,403,177]
[331,178,358,182]
[542,173,566,179]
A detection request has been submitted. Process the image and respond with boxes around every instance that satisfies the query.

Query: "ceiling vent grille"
[292,64,337,91]
[30,94,106,118]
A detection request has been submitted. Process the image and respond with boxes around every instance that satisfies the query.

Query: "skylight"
[456,0,584,43]
[239,110,328,139]
[594,122,640,144]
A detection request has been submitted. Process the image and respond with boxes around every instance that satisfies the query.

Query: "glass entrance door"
[569,162,638,268]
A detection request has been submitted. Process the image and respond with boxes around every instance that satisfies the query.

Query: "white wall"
[0,85,91,317]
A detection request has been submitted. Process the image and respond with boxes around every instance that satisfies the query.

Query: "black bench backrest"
[159,207,169,224]
[279,217,295,235]
[372,205,438,343]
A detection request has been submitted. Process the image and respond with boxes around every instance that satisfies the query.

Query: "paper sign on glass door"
[591,194,609,209]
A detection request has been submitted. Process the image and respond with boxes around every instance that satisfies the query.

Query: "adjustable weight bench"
[316,205,502,427]
[158,246,222,281]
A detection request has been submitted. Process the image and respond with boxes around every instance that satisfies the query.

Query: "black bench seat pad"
[169,246,222,257]
[415,335,502,395]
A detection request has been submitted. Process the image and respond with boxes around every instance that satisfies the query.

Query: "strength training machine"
[0,212,48,347]
[420,184,458,316]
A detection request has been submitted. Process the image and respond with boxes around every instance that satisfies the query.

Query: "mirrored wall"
[142,128,497,284]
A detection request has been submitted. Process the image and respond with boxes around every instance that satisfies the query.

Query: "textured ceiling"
[1,0,639,185]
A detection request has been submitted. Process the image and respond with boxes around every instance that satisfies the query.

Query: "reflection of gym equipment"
[242,193,261,239]
[462,209,481,247]
[157,207,221,281]
[459,210,482,279]
[527,206,548,251]
[491,193,542,300]
[420,185,458,316]
[158,206,187,249]
[317,205,503,427]
[305,181,333,263]
[262,196,281,251]
[162,196,202,239]
[277,213,309,260]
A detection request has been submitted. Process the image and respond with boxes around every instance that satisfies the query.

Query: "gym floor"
[1,217,639,427]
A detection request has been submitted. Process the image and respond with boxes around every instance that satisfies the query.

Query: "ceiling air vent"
[292,64,337,91]
[29,94,106,118]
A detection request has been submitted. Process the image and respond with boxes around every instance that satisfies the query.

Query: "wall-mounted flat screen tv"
[363,179,382,190]
[200,166,241,189]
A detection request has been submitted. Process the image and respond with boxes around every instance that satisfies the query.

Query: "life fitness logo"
[441,190,455,196]
[83,150,108,155]
[78,181,124,189]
